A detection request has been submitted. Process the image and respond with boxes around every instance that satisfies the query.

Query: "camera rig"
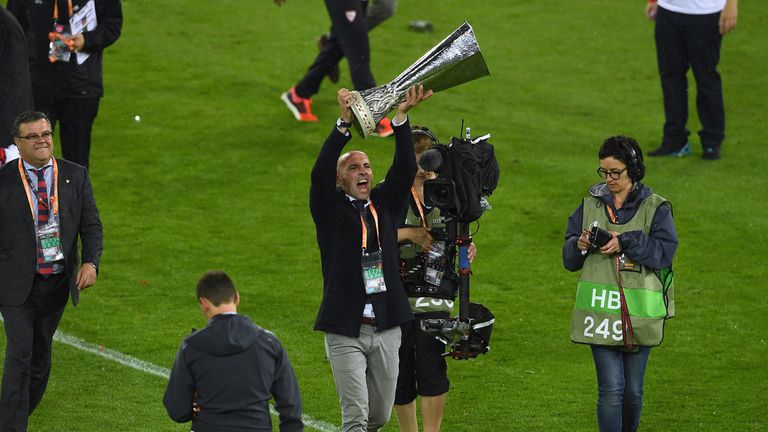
[417,126,499,359]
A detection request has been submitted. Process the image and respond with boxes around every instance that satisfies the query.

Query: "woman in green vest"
[393,126,476,432]
[563,136,678,432]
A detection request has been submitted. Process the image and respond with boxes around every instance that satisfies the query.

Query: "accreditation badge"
[38,215,65,262]
[362,250,387,294]
[48,23,72,63]
[618,253,642,273]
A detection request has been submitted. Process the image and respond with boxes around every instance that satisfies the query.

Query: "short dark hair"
[196,271,238,306]
[598,135,645,182]
[12,111,52,137]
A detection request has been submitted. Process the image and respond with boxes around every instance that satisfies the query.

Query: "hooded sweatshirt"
[163,314,303,432]
[562,182,678,272]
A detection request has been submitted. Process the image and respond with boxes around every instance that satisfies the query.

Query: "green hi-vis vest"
[400,201,454,314]
[570,193,675,347]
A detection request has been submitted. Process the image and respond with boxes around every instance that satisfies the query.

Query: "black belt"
[361,317,376,326]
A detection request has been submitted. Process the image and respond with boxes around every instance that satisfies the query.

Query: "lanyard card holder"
[38,214,64,262]
[48,23,72,63]
[362,250,387,294]
[424,240,447,286]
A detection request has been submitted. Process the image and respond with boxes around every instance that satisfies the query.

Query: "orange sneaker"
[281,87,319,122]
[370,117,393,138]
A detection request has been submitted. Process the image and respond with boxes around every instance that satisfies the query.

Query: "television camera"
[415,125,499,359]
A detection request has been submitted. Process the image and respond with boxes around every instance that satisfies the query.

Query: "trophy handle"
[350,84,400,138]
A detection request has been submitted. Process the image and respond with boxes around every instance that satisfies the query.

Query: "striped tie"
[35,167,53,275]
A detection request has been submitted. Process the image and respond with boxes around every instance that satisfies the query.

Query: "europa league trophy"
[350,21,490,138]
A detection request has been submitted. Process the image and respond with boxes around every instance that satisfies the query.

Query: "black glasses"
[17,131,53,142]
[596,168,627,180]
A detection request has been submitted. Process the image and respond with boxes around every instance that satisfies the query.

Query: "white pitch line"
[0,317,339,432]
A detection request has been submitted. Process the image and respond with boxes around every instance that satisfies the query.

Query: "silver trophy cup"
[350,21,490,138]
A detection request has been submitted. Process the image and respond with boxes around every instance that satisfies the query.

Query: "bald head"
[336,151,373,200]
[337,151,368,173]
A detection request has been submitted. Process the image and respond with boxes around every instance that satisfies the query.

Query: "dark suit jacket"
[0,157,102,306]
[0,5,33,146]
[309,121,416,338]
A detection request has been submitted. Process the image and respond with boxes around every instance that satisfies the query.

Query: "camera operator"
[393,126,476,432]
[562,136,678,432]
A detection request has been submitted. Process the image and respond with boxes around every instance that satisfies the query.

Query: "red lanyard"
[360,201,380,250]
[53,0,74,24]
[410,187,427,228]
[18,158,59,220]
[607,202,635,349]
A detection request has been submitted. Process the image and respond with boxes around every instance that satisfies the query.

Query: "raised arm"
[309,89,354,223]
[379,85,433,206]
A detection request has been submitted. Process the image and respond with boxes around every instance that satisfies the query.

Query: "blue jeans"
[591,345,652,432]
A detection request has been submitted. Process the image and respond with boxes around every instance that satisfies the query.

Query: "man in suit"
[0,111,103,432]
[309,85,430,432]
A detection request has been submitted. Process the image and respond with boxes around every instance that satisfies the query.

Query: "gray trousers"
[325,325,401,432]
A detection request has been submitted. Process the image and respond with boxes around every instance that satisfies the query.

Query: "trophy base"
[349,91,377,139]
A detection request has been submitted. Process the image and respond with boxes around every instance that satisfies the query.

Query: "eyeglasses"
[17,131,54,142]
[596,168,627,180]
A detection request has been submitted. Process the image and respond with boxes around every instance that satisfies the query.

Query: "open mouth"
[356,178,369,193]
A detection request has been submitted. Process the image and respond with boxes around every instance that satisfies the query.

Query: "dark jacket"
[309,122,416,337]
[163,314,303,432]
[563,182,678,272]
[7,0,122,99]
[0,5,33,146]
[0,157,102,306]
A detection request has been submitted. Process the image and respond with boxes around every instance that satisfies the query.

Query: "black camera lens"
[431,185,452,207]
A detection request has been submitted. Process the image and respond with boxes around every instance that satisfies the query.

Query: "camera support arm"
[456,222,474,357]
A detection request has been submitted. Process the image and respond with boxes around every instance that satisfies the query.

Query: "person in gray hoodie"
[163,271,303,432]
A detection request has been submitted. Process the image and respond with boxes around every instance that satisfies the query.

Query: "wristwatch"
[336,117,352,129]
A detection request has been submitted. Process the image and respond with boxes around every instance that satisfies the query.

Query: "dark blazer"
[310,121,416,338]
[0,157,102,306]
[0,5,33,146]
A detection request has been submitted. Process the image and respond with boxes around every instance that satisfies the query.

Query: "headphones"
[621,139,643,181]
[411,126,439,144]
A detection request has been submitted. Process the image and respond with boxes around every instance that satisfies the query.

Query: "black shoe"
[702,145,721,160]
[317,34,340,84]
[648,142,691,157]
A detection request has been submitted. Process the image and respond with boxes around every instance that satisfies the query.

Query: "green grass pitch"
[2,0,767,430]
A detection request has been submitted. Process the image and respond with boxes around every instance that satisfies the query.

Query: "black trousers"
[34,95,101,169]
[295,0,375,98]
[0,274,68,432]
[655,6,725,148]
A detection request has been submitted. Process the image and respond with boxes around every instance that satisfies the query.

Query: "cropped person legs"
[654,7,691,154]
[55,98,101,169]
[0,274,68,432]
[591,345,651,432]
